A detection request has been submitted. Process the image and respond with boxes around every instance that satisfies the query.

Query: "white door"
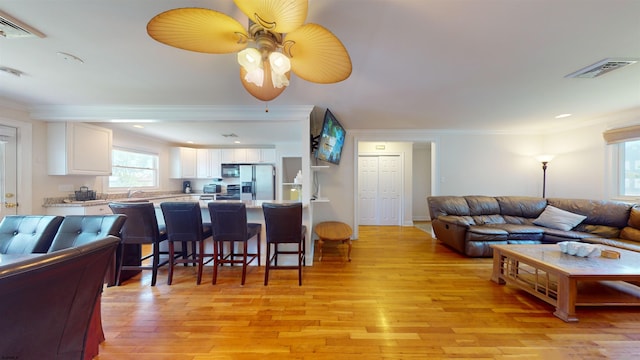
[358,155,401,225]
[0,125,18,220]
[358,156,379,225]
[378,156,401,225]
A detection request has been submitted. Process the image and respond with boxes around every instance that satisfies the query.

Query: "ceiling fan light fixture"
[240,58,289,101]
[268,52,290,88]
[238,48,265,86]
[147,1,350,102]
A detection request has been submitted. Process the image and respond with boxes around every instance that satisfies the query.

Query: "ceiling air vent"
[0,11,45,38]
[565,58,638,78]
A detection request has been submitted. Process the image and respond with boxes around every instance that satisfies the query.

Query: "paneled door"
[358,155,401,225]
[0,125,18,220]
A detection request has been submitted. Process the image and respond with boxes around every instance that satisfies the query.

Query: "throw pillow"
[533,205,587,231]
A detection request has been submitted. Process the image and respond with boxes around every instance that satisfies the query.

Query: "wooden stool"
[314,221,352,261]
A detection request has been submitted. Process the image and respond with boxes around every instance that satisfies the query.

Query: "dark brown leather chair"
[109,202,169,286]
[160,202,213,285]
[262,202,306,286]
[45,215,127,359]
[48,214,127,252]
[0,215,63,254]
[0,236,120,360]
[208,202,261,285]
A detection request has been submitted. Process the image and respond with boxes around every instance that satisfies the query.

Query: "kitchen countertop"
[43,193,203,208]
[43,195,305,209]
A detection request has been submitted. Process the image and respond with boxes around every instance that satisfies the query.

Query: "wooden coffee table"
[491,244,640,322]
[314,221,352,261]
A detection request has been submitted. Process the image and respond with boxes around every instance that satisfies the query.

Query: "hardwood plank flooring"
[96,225,640,359]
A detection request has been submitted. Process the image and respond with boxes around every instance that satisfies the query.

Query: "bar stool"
[109,202,170,286]
[208,202,261,285]
[262,202,306,286]
[160,202,213,285]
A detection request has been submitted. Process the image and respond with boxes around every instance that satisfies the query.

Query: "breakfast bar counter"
[153,200,312,266]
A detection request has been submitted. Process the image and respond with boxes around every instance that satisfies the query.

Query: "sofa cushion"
[541,228,599,243]
[467,225,508,241]
[427,196,470,218]
[574,224,621,239]
[627,206,640,229]
[496,196,547,218]
[437,215,475,227]
[582,237,640,252]
[547,198,632,228]
[533,205,586,231]
[620,226,640,241]
[485,224,545,241]
[472,214,506,225]
[464,195,500,215]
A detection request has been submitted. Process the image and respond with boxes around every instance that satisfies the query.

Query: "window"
[109,148,159,189]
[620,139,640,197]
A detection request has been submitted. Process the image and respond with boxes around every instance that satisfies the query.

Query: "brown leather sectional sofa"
[427,195,640,257]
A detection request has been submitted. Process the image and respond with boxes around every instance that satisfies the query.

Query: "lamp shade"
[239,59,290,101]
[535,154,555,163]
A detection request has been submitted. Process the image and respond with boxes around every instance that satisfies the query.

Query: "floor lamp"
[536,155,554,198]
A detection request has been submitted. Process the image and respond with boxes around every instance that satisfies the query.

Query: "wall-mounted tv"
[314,109,346,165]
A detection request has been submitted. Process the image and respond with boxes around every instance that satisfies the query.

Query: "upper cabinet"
[221,148,276,164]
[47,122,113,175]
[221,148,247,163]
[259,148,276,163]
[196,148,222,179]
[170,147,197,179]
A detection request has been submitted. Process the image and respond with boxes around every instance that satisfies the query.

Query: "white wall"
[3,100,640,225]
[412,144,431,221]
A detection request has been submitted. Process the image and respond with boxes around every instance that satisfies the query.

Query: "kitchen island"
[44,196,312,266]
[154,200,311,267]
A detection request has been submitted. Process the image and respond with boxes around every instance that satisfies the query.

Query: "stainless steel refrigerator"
[239,164,275,200]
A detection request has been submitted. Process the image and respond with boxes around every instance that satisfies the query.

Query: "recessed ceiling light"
[234,140,241,144]
[187,141,194,144]
[555,113,572,119]
[132,125,144,129]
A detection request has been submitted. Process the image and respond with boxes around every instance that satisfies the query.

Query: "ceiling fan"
[147,0,352,102]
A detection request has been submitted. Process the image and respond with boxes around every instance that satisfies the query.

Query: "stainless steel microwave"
[221,164,240,178]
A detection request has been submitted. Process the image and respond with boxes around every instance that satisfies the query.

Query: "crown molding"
[28,104,315,122]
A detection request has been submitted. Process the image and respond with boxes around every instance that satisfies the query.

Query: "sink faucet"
[127,189,144,198]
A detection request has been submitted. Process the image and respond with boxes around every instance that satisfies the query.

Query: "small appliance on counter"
[203,184,222,194]
[74,186,97,201]
[183,180,191,194]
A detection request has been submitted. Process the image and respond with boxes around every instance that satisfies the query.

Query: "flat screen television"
[314,109,346,165]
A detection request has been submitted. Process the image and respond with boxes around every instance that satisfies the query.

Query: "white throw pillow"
[533,205,587,231]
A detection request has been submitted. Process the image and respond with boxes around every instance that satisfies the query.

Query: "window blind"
[603,125,640,144]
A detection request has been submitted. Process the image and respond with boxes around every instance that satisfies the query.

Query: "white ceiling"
[0,0,639,146]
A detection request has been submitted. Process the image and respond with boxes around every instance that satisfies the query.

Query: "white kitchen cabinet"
[170,147,197,179]
[221,148,275,164]
[47,122,112,175]
[221,148,247,163]
[245,148,261,163]
[260,148,276,163]
[196,149,222,179]
[46,204,111,216]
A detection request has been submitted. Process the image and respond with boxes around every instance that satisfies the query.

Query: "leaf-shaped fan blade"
[234,0,307,34]
[283,23,352,84]
[147,8,248,54]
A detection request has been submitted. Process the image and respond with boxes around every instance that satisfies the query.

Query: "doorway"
[0,124,18,220]
[358,155,401,225]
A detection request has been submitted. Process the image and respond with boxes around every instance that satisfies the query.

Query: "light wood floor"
[97,225,640,359]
